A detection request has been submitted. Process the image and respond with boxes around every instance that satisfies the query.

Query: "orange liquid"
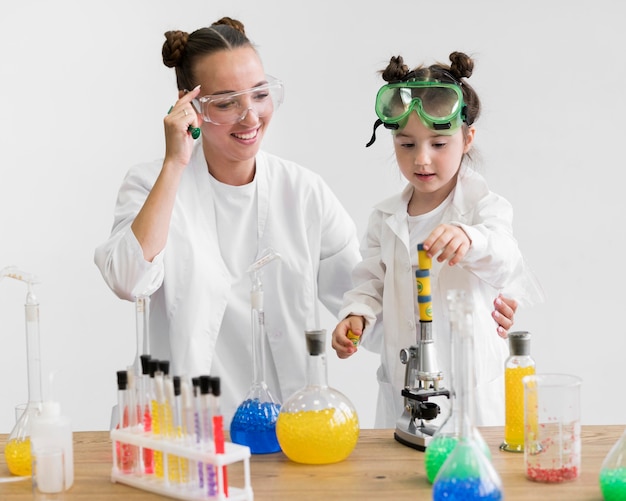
[504,365,535,449]
[276,408,359,464]
[5,437,32,476]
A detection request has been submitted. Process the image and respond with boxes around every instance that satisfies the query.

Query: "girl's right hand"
[163,85,202,170]
[331,315,365,359]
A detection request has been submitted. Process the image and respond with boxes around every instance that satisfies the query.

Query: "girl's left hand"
[422,224,471,266]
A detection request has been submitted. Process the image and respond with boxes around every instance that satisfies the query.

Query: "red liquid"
[116,406,138,473]
[143,406,154,474]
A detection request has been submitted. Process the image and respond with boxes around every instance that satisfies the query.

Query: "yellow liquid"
[151,400,163,478]
[276,408,359,464]
[167,424,184,484]
[5,437,32,476]
[504,365,535,448]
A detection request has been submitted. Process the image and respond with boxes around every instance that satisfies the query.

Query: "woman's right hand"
[163,84,202,170]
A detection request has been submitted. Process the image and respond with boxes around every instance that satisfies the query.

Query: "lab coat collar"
[373,163,485,246]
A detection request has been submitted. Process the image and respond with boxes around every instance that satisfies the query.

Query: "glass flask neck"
[133,296,150,378]
[305,329,328,388]
[448,291,476,439]
[251,300,266,386]
[25,301,43,405]
[306,351,329,388]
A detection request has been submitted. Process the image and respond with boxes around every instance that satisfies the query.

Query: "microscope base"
[394,411,439,451]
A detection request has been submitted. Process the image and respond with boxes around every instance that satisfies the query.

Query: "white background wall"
[1,0,624,433]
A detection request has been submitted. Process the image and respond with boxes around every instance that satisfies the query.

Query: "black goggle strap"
[366,118,400,148]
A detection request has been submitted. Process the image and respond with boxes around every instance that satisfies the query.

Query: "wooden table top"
[0,425,621,500]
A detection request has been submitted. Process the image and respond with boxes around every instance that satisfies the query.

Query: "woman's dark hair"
[380,51,481,126]
[162,17,254,91]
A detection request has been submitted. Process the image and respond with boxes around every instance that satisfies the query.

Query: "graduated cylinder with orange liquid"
[500,331,535,452]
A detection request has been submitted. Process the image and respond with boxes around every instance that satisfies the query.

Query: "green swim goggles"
[366,76,468,147]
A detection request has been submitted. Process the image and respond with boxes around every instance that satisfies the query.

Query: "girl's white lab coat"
[339,164,542,428]
[94,145,361,417]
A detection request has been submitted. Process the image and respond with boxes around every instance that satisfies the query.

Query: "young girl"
[332,52,542,428]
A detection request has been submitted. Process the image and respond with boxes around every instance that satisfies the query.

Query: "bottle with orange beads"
[500,331,535,452]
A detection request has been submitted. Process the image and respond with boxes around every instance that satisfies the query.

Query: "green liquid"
[600,468,626,500]
[425,436,458,483]
[425,434,491,484]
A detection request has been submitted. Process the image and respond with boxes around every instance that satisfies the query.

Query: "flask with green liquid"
[424,289,490,483]
[432,290,502,500]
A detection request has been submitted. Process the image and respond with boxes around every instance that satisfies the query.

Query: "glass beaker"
[432,290,502,500]
[2,268,44,477]
[523,373,582,483]
[425,290,490,484]
[599,426,626,500]
[276,329,359,464]
[230,250,282,454]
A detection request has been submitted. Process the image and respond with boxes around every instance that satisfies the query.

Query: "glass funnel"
[432,290,502,501]
[230,249,282,454]
[600,426,626,500]
[424,289,490,483]
[276,329,359,464]
[2,267,43,477]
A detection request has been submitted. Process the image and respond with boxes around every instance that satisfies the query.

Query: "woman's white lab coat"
[339,164,542,428]
[94,144,361,417]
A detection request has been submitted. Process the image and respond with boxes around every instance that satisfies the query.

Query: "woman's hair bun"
[213,16,246,35]
[162,30,189,68]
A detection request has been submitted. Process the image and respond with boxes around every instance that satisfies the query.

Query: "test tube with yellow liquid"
[149,360,165,478]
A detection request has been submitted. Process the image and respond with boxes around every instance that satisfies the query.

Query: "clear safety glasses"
[374,79,466,134]
[193,76,284,125]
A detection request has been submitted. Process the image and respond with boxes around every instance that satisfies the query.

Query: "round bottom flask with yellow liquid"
[276,329,359,464]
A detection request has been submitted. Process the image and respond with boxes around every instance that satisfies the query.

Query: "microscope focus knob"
[399,348,411,365]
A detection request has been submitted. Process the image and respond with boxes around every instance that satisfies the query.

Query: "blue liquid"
[230,399,281,454]
[433,477,502,501]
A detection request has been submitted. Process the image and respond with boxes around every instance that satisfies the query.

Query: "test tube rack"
[110,427,253,501]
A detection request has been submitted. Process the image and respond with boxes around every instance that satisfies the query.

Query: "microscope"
[394,245,450,451]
